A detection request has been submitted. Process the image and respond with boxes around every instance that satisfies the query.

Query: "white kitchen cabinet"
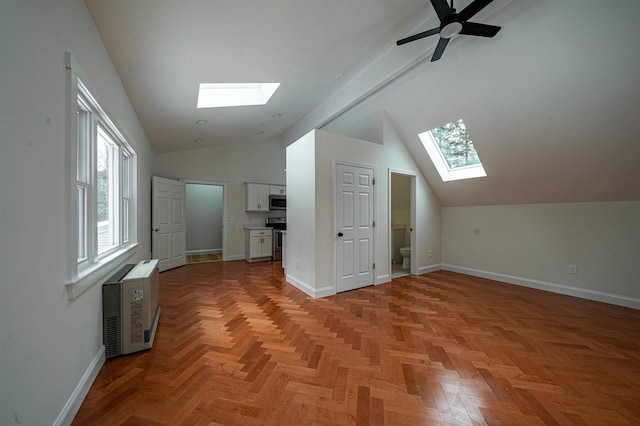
[245,229,273,262]
[245,183,270,211]
[269,185,286,195]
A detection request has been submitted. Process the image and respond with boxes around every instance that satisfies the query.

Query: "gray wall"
[186,184,223,254]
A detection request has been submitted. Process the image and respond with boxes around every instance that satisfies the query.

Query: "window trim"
[65,52,138,299]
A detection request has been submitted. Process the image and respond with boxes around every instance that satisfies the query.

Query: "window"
[66,52,137,296]
[76,81,135,267]
[196,83,280,108]
[418,119,486,182]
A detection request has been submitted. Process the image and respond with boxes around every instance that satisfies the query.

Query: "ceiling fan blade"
[430,0,453,22]
[458,0,495,22]
[396,27,440,45]
[460,21,501,37]
[431,37,449,61]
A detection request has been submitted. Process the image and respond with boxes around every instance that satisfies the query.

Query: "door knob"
[337,232,344,237]
[152,228,159,232]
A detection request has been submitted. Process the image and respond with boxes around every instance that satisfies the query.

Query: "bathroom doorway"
[183,179,228,263]
[389,171,416,279]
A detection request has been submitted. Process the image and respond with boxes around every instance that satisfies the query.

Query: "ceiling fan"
[396,0,501,62]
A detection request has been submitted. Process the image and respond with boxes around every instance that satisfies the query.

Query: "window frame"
[65,52,138,299]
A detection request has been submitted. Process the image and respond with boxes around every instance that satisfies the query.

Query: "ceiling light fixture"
[195,120,208,125]
[197,83,280,108]
[193,138,203,143]
[272,113,282,119]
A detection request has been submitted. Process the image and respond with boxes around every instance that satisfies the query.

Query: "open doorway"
[389,171,415,279]
[184,180,227,264]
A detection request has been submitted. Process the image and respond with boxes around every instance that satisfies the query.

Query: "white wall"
[286,121,441,297]
[442,202,640,308]
[0,1,154,424]
[285,131,318,293]
[154,139,286,259]
[382,115,442,275]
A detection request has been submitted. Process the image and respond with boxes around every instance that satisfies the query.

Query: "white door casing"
[152,176,186,272]
[335,163,375,293]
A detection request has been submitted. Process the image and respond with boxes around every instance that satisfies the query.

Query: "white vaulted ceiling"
[85,0,640,206]
[84,0,429,152]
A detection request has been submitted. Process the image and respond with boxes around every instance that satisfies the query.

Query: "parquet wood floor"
[73,261,640,425]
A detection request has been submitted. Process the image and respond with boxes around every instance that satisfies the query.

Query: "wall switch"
[296,260,300,269]
[568,264,577,275]
[428,250,433,258]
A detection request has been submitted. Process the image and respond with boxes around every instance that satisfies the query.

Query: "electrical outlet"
[568,264,577,275]
[296,260,300,269]
[428,250,433,258]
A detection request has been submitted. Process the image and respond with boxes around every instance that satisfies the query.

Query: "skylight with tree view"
[419,119,487,182]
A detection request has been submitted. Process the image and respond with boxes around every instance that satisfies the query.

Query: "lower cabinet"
[245,229,273,262]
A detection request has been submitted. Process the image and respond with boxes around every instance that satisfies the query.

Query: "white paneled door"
[152,176,186,272]
[336,163,375,293]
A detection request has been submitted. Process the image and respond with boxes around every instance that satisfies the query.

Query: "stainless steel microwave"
[269,194,286,210]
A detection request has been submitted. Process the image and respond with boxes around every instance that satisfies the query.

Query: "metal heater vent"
[105,315,119,358]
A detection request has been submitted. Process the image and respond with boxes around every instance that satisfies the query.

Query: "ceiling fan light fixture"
[440,21,463,39]
[395,0,501,60]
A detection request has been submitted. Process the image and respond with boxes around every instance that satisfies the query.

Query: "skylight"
[197,83,280,108]
[418,119,486,182]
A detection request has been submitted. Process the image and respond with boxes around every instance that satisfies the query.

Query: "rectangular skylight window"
[197,83,280,108]
[419,119,487,182]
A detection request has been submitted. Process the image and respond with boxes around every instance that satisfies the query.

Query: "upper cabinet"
[245,182,286,211]
[245,183,270,211]
[269,185,286,195]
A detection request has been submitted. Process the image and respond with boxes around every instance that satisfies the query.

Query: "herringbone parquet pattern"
[73,261,640,425]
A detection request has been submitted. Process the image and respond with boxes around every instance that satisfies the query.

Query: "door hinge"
[372,220,376,227]
[373,178,376,185]
[373,262,376,269]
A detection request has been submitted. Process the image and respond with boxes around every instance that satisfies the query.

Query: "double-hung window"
[66,53,137,297]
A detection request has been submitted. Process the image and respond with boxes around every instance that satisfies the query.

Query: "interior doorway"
[183,180,228,264]
[389,171,416,279]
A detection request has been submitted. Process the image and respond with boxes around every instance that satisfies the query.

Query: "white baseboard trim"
[53,345,105,426]
[376,274,391,285]
[314,285,336,299]
[442,264,640,310]
[417,263,442,275]
[186,249,222,255]
[224,254,245,261]
[285,274,334,298]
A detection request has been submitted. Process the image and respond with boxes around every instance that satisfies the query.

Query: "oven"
[265,217,286,262]
[272,229,284,261]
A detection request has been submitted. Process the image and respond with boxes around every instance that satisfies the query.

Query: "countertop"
[243,224,271,230]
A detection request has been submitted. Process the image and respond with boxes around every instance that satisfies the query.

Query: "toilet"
[399,247,411,270]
